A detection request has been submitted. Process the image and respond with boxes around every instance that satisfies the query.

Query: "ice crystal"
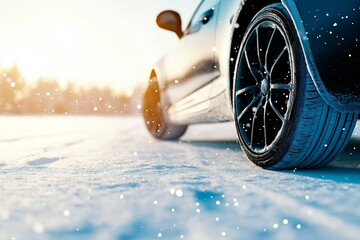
[176,189,183,197]
[33,223,44,234]
[63,210,70,216]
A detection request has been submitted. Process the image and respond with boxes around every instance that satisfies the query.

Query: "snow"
[0,116,359,239]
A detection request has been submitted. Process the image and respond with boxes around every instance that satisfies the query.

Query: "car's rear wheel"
[143,77,187,140]
[233,3,357,169]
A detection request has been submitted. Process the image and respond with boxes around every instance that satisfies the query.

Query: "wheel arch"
[229,0,360,113]
[282,0,360,112]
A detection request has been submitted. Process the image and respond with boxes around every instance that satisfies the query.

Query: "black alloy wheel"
[235,16,295,155]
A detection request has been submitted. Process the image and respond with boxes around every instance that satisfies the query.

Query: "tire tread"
[272,75,357,169]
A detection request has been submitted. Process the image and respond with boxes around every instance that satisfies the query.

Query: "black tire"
[233,3,357,169]
[142,77,187,140]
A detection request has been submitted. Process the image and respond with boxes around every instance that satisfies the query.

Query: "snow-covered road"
[0,116,359,240]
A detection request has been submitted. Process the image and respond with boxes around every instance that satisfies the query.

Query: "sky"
[0,0,201,94]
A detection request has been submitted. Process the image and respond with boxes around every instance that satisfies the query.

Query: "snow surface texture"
[0,116,359,240]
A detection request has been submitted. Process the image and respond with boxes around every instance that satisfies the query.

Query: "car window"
[185,0,219,34]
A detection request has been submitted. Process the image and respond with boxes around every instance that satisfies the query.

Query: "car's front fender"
[283,0,360,112]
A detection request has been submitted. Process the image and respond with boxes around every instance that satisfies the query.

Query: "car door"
[163,0,220,106]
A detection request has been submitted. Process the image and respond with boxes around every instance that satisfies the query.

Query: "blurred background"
[0,0,201,115]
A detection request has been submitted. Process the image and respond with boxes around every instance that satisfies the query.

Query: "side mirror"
[156,10,183,39]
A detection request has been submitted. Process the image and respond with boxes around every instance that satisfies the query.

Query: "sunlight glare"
[0,0,201,94]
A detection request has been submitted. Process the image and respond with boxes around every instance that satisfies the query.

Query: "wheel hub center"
[261,78,270,96]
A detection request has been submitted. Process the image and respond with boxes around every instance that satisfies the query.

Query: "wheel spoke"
[269,97,285,122]
[250,99,263,148]
[256,27,264,69]
[263,98,269,147]
[237,94,261,121]
[270,46,288,76]
[236,85,258,96]
[270,83,292,90]
[265,26,277,75]
[244,50,260,83]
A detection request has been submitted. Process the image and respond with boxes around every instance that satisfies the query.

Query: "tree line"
[0,65,138,115]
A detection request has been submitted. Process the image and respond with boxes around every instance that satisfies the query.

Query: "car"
[142,0,360,169]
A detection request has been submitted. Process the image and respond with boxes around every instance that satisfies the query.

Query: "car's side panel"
[167,80,215,124]
[207,0,243,122]
[212,0,241,99]
[169,0,244,124]
[284,0,360,112]
[161,0,221,107]
[156,0,359,126]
